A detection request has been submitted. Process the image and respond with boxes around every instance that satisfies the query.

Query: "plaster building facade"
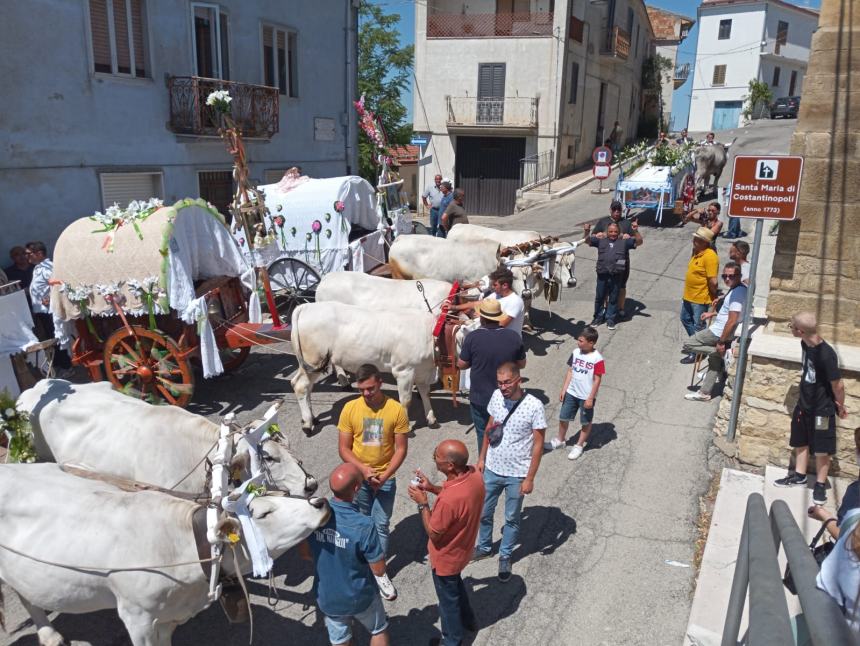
[687,0,817,133]
[413,0,654,216]
[645,6,694,133]
[0,0,359,255]
[714,0,860,477]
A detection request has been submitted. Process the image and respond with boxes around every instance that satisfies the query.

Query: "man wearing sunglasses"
[472,362,546,582]
[682,262,747,402]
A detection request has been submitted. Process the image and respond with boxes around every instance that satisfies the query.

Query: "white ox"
[0,463,329,646]
[388,235,501,283]
[289,302,437,432]
[17,380,317,497]
[316,272,454,314]
[446,223,541,247]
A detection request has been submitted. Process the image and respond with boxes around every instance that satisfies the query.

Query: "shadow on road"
[622,298,651,320]
[580,422,618,452]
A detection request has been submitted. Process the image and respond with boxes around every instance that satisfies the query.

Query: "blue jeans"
[680,299,709,337]
[476,468,525,559]
[432,570,476,646]
[323,593,388,644]
[594,272,622,323]
[355,478,396,556]
[429,206,441,237]
[470,402,490,453]
[727,217,742,237]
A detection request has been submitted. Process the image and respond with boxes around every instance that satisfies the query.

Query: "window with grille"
[262,24,298,97]
[718,19,732,40]
[198,170,234,219]
[712,65,727,86]
[775,20,789,54]
[772,66,781,87]
[568,61,579,104]
[100,172,163,209]
[88,0,148,77]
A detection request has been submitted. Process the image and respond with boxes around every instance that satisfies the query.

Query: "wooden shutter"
[263,26,274,87]
[89,0,112,73]
[478,63,505,98]
[712,65,726,86]
[101,172,162,209]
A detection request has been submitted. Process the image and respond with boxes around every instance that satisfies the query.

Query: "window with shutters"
[568,61,579,104]
[772,66,781,87]
[192,3,229,80]
[712,64,727,86]
[88,0,148,77]
[789,69,798,95]
[775,20,789,54]
[99,172,163,210]
[262,24,298,97]
[718,19,732,40]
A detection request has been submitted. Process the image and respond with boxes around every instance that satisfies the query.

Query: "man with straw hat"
[458,299,526,452]
[680,227,719,364]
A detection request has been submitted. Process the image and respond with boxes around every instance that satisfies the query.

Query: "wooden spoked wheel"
[103,326,194,407]
[267,257,322,323]
[219,345,250,372]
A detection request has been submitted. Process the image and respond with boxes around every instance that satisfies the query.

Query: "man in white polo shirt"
[485,268,525,338]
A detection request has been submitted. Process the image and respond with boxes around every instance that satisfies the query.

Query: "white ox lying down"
[17,380,317,496]
[388,235,501,283]
[316,272,454,314]
[290,302,437,431]
[0,463,329,646]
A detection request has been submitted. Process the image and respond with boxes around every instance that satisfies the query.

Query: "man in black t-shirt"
[774,312,847,505]
[458,300,526,452]
[591,201,643,320]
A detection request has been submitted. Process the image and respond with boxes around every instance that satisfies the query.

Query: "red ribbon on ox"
[433,281,460,337]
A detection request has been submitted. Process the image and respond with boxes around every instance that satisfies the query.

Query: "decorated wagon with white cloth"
[49,198,291,407]
[614,144,696,224]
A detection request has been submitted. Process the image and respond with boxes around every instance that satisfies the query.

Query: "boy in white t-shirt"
[546,326,605,460]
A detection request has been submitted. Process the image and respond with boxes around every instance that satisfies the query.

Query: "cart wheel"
[412,221,431,235]
[220,345,250,372]
[103,326,194,407]
[267,257,321,323]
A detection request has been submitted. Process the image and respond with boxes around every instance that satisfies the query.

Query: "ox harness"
[431,281,463,406]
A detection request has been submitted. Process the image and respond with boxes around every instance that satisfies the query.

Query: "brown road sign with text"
[728,155,804,220]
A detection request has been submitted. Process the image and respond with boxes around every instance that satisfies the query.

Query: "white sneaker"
[375,574,397,601]
[567,445,584,460]
[544,438,566,450]
[685,391,712,402]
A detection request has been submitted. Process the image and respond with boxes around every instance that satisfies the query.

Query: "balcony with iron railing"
[674,63,690,88]
[427,11,554,38]
[600,26,631,61]
[168,76,279,139]
[446,96,538,129]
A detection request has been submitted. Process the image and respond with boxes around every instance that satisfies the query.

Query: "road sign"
[411,136,430,146]
[592,146,613,165]
[593,163,611,180]
[417,154,433,167]
[727,155,804,220]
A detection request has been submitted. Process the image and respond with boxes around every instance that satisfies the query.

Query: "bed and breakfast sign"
[728,155,804,220]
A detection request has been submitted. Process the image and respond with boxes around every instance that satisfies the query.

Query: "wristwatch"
[416,503,429,512]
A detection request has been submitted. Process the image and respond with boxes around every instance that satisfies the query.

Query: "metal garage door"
[455,136,526,216]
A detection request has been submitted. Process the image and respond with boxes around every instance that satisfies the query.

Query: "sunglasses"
[721,273,738,279]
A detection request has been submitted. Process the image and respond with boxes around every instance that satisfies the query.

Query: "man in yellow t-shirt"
[681,227,719,363]
[338,363,410,556]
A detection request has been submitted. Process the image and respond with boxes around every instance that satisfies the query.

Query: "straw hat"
[474,299,505,321]
[693,226,715,243]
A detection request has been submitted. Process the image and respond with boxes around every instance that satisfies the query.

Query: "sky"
[371,0,821,131]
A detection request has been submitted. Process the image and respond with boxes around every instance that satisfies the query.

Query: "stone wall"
[716,353,859,478]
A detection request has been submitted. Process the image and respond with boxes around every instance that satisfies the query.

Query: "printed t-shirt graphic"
[566,349,606,399]
[338,396,410,475]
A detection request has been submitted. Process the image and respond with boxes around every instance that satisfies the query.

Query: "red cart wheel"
[220,345,250,372]
[103,326,194,407]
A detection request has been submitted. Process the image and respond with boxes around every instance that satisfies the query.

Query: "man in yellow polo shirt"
[338,363,410,556]
[681,227,719,364]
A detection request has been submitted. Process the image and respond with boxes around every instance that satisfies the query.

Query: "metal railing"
[427,11,554,38]
[519,149,555,191]
[446,96,538,128]
[674,63,690,81]
[723,494,858,645]
[168,76,279,138]
[601,26,631,60]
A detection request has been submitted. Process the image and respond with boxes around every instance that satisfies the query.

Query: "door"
[789,70,798,96]
[477,63,506,124]
[456,136,526,216]
[198,171,234,221]
[711,101,743,131]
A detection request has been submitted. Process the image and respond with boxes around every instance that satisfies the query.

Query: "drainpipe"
[345,0,359,175]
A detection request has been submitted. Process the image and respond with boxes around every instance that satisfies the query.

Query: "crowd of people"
[421,175,468,238]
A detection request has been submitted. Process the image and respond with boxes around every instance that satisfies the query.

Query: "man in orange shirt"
[680,227,719,364]
[409,440,485,646]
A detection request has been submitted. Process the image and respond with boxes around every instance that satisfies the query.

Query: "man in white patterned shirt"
[472,362,546,582]
[27,241,71,369]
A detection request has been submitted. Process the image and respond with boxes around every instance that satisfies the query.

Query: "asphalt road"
[2,118,795,646]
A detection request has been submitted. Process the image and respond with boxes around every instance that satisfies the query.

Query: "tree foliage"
[639,54,674,136]
[742,79,774,120]
[357,4,414,181]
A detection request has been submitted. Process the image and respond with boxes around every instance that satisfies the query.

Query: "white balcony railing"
[446,96,538,128]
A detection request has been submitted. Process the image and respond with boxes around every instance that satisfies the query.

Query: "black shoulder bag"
[486,394,527,447]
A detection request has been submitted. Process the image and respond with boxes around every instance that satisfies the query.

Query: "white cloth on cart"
[349,229,388,273]
[0,290,37,356]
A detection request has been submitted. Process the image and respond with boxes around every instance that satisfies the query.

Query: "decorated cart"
[614,144,696,224]
[49,198,290,406]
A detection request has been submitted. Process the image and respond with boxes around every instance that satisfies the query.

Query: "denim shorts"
[559,392,595,424]
[323,593,388,645]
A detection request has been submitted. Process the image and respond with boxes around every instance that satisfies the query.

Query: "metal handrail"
[519,149,555,191]
[722,493,859,645]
